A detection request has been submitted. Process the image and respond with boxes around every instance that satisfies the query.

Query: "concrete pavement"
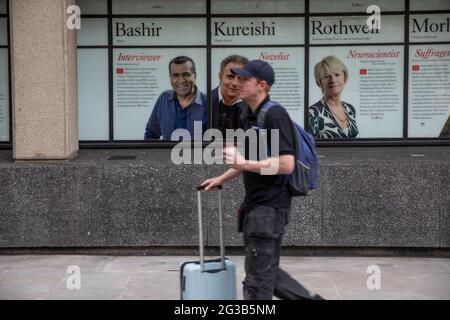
[0,255,449,300]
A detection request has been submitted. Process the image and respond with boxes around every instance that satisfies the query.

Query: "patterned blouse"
[308,100,359,139]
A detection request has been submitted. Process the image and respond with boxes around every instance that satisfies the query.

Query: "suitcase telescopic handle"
[197,185,225,272]
[197,185,222,191]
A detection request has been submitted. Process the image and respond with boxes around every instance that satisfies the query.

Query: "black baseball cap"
[230,60,275,86]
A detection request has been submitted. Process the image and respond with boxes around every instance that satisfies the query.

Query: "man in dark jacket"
[211,55,249,137]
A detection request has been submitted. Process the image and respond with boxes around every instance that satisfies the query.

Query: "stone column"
[10,0,78,161]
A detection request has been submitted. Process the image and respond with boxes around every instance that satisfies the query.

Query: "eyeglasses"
[170,72,195,80]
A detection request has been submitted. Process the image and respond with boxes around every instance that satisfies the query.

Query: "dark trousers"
[242,205,317,300]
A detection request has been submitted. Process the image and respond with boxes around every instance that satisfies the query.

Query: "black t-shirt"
[240,96,296,210]
[218,101,239,136]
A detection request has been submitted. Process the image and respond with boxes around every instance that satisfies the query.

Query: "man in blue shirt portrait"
[144,56,207,140]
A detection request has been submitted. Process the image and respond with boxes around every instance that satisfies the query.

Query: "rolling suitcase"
[180,185,237,300]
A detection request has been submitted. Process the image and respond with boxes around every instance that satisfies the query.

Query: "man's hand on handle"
[200,168,243,191]
[200,176,224,191]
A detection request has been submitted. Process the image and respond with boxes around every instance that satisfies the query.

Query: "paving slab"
[0,255,449,300]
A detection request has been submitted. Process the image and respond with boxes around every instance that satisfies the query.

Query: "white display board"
[112,0,206,14]
[212,47,305,125]
[410,14,450,43]
[77,0,108,14]
[0,48,9,141]
[77,18,108,46]
[309,46,404,138]
[112,18,206,46]
[310,0,404,13]
[310,15,404,44]
[211,17,304,45]
[77,49,109,141]
[410,0,450,11]
[408,44,450,138]
[211,0,305,14]
[113,48,207,140]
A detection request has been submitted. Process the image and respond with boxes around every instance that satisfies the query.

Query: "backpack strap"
[257,101,300,161]
[254,101,284,158]
[256,101,281,129]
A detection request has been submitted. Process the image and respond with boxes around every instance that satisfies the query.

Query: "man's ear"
[259,80,268,89]
[262,81,271,93]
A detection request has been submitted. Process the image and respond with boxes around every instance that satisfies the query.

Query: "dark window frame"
[2,0,449,150]
[0,0,11,148]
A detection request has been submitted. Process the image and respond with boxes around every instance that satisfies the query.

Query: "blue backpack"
[256,101,318,196]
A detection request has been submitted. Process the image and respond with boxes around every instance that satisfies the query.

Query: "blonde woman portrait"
[308,56,359,138]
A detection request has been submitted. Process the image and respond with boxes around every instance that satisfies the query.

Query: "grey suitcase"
[180,185,237,300]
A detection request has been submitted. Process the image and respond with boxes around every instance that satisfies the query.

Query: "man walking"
[201,60,323,300]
